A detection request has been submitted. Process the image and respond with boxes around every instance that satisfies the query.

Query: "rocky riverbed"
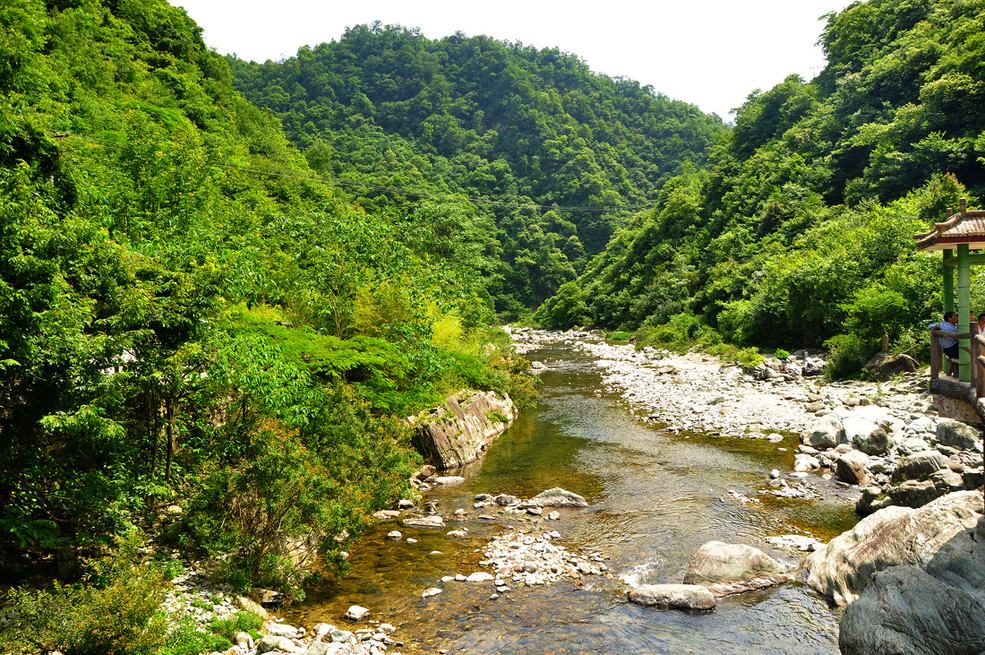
[513,327,930,439]
[510,326,985,652]
[512,327,984,508]
[163,326,983,655]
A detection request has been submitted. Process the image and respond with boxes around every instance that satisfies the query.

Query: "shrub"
[485,410,509,423]
[0,533,170,655]
[161,617,231,655]
[824,333,878,379]
[775,348,790,360]
[724,346,764,369]
[208,611,265,641]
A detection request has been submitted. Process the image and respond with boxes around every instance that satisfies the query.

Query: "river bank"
[182,327,981,655]
[512,327,931,440]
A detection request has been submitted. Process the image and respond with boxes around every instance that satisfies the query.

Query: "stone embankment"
[409,389,518,470]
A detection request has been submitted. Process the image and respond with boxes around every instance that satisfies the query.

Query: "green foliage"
[726,347,765,370]
[774,349,791,360]
[824,333,879,379]
[208,611,264,641]
[485,410,509,424]
[0,0,539,601]
[1,533,170,655]
[161,617,231,655]
[228,23,725,311]
[543,0,985,378]
[632,312,721,353]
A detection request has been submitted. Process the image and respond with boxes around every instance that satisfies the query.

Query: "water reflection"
[290,342,851,653]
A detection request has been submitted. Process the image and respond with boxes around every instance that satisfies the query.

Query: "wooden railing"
[929,328,985,397]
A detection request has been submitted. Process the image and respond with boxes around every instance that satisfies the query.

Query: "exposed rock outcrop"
[839,565,985,655]
[411,390,518,469]
[806,490,984,606]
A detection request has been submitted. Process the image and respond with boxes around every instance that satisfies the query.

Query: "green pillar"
[943,248,955,314]
[958,244,971,382]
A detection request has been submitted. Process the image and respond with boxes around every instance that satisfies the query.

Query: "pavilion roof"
[915,200,985,251]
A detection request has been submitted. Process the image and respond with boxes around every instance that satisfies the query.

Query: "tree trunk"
[164,397,174,484]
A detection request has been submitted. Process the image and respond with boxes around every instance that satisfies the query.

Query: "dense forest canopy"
[226,24,726,312]
[0,0,534,610]
[537,0,985,376]
[3,0,985,650]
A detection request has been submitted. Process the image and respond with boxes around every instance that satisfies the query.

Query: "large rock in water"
[839,565,985,655]
[805,490,983,606]
[525,487,589,507]
[682,541,791,597]
[411,390,518,469]
[627,584,716,612]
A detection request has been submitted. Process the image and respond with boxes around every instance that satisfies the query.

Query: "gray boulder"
[627,584,716,612]
[806,491,983,606]
[839,410,884,445]
[433,476,466,486]
[931,468,966,494]
[936,418,981,452]
[343,605,370,621]
[892,450,950,483]
[525,487,589,507]
[836,450,872,486]
[402,515,445,528]
[864,352,919,381]
[257,635,299,654]
[802,414,844,449]
[329,629,354,644]
[495,493,520,506]
[888,479,945,509]
[802,357,826,376]
[853,428,890,456]
[794,453,820,472]
[839,566,985,655]
[964,467,984,489]
[304,642,345,655]
[265,622,298,638]
[682,541,791,597]
[855,486,891,517]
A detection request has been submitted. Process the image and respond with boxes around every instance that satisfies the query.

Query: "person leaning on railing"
[930,311,961,360]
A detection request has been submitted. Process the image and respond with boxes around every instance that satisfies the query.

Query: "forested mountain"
[538,0,985,376]
[5,0,983,649]
[226,26,725,311]
[0,0,534,628]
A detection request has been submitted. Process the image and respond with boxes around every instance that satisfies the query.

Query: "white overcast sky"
[173,0,853,121]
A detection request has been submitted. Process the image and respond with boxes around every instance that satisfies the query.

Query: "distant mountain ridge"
[227,23,726,309]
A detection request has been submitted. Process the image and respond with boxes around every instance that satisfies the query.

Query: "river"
[289,340,857,654]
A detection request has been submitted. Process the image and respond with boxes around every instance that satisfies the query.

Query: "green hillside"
[0,0,533,623]
[226,25,726,311]
[537,0,985,376]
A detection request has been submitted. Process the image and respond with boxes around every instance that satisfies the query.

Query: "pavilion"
[915,198,985,423]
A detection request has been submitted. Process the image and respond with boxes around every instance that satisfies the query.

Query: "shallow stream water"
[289,341,858,654]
